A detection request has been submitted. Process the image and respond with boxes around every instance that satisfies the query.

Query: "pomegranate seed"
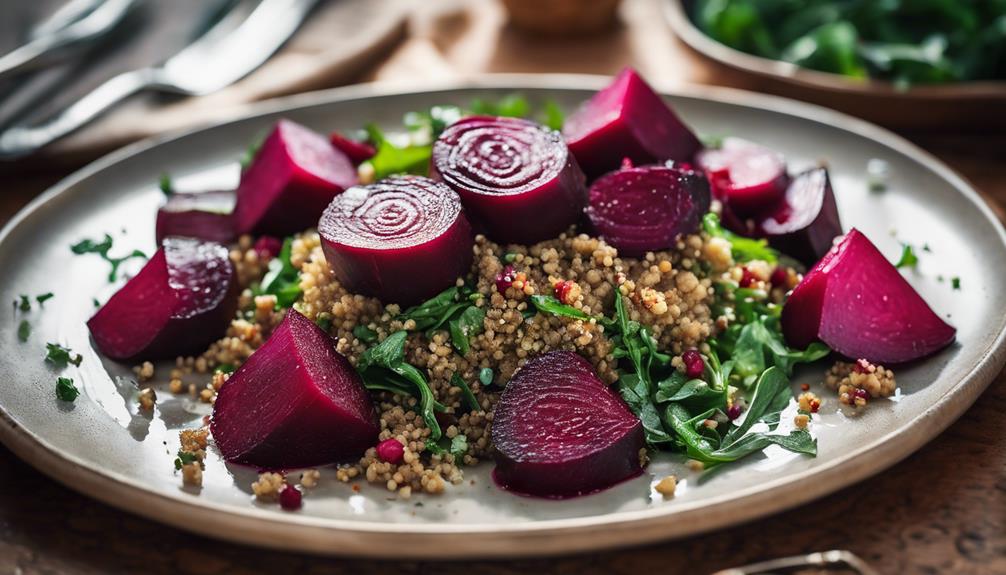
[727,404,743,421]
[554,280,575,304]
[279,484,302,510]
[853,388,870,400]
[853,358,872,374]
[620,157,634,170]
[495,265,516,294]
[682,349,705,378]
[739,267,758,288]
[376,438,405,464]
[253,236,282,260]
[800,383,810,391]
[770,266,788,287]
[809,399,821,413]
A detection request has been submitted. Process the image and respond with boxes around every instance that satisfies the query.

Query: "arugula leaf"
[723,367,791,442]
[618,373,673,445]
[896,243,919,269]
[702,213,778,264]
[70,234,147,282]
[451,373,482,413]
[45,343,82,368]
[449,305,485,356]
[55,376,79,402]
[529,294,594,321]
[358,331,444,442]
[362,124,432,180]
[400,286,469,332]
[257,237,301,308]
[352,324,378,343]
[17,320,30,342]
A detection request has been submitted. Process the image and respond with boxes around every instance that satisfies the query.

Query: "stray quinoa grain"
[252,472,286,502]
[826,359,896,408]
[654,475,677,497]
[137,387,156,411]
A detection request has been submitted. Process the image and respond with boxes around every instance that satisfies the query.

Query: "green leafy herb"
[92,298,100,308]
[702,213,778,263]
[17,320,30,342]
[400,286,484,355]
[700,133,726,149]
[159,173,174,197]
[362,124,432,180]
[449,434,468,458]
[35,293,54,306]
[70,234,147,282]
[451,373,482,413]
[352,324,378,344]
[45,343,82,368]
[257,237,301,308]
[470,93,530,118]
[215,363,236,374]
[478,367,494,387]
[55,376,79,402]
[16,295,30,312]
[240,132,266,171]
[404,105,463,139]
[315,312,333,332]
[448,305,485,356]
[952,276,961,290]
[529,294,594,321]
[895,243,918,269]
[174,450,198,470]
[540,100,564,130]
[357,331,445,444]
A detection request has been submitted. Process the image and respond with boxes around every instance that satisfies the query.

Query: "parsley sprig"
[70,234,147,282]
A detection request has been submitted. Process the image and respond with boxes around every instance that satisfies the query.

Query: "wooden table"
[1,1,1003,573]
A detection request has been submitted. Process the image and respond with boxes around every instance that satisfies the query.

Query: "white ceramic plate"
[2,76,1004,559]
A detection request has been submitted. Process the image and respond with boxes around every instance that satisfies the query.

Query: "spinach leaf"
[449,305,485,356]
[540,100,564,130]
[55,376,79,402]
[702,213,778,264]
[617,373,673,445]
[352,324,378,344]
[529,294,594,321]
[362,124,432,180]
[400,286,469,332]
[258,237,301,308]
[45,343,82,368]
[451,373,482,413]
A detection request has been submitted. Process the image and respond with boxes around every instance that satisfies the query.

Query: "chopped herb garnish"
[700,134,725,149]
[174,450,198,470]
[215,363,236,374]
[92,298,100,308]
[540,100,564,131]
[256,237,301,308]
[352,324,378,344]
[315,312,333,332]
[895,243,918,269]
[400,285,485,355]
[17,320,30,342]
[952,276,961,290]
[361,124,432,181]
[45,342,82,368]
[70,233,147,282]
[158,173,174,197]
[16,295,30,312]
[55,376,79,402]
[35,293,54,306]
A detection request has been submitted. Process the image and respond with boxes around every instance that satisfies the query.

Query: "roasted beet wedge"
[695,137,789,216]
[492,350,645,498]
[329,131,376,165]
[759,168,842,266]
[563,68,701,179]
[211,310,379,468]
[431,116,587,245]
[234,119,357,236]
[782,229,956,363]
[88,238,238,361]
[319,176,474,306]
[586,165,711,257]
[155,190,236,244]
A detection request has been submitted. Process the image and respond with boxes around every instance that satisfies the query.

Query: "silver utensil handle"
[0,69,154,159]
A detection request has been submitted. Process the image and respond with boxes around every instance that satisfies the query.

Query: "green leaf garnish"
[952,276,961,290]
[159,173,174,197]
[45,343,82,368]
[174,450,198,470]
[702,213,779,263]
[17,320,30,342]
[70,234,147,282]
[257,237,301,308]
[362,124,432,181]
[352,324,378,343]
[55,376,79,402]
[35,293,53,306]
[215,363,235,374]
[540,100,564,131]
[529,294,593,321]
[895,243,918,269]
[16,295,30,312]
[451,373,482,413]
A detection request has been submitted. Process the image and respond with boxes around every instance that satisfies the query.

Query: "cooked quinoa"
[825,358,897,408]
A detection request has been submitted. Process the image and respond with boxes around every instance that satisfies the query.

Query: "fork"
[0,0,319,159]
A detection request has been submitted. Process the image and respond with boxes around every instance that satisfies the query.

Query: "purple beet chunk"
[155,190,236,244]
[87,238,239,361]
[781,229,956,363]
[431,116,587,245]
[319,176,474,306]
[492,350,645,498]
[329,130,376,166]
[234,119,357,236]
[695,137,789,216]
[585,165,711,257]
[563,68,701,179]
[759,168,842,265]
[211,310,379,468]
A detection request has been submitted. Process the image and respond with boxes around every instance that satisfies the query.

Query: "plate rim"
[664,0,1006,100]
[2,75,1005,558]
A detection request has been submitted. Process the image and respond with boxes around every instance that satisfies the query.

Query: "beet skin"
[319,176,474,306]
[87,238,239,361]
[492,350,645,498]
[759,167,842,266]
[211,310,379,468]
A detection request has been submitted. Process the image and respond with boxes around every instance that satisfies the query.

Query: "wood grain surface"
[1,1,1003,573]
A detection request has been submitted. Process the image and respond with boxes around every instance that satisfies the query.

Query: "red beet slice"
[759,168,842,266]
[492,350,645,498]
[695,137,789,216]
[155,190,236,244]
[211,310,379,468]
[563,68,701,179]
[319,176,474,306]
[585,165,711,257]
[781,229,956,363]
[87,238,239,361]
[329,131,376,165]
[234,119,357,236]
[431,116,587,245]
